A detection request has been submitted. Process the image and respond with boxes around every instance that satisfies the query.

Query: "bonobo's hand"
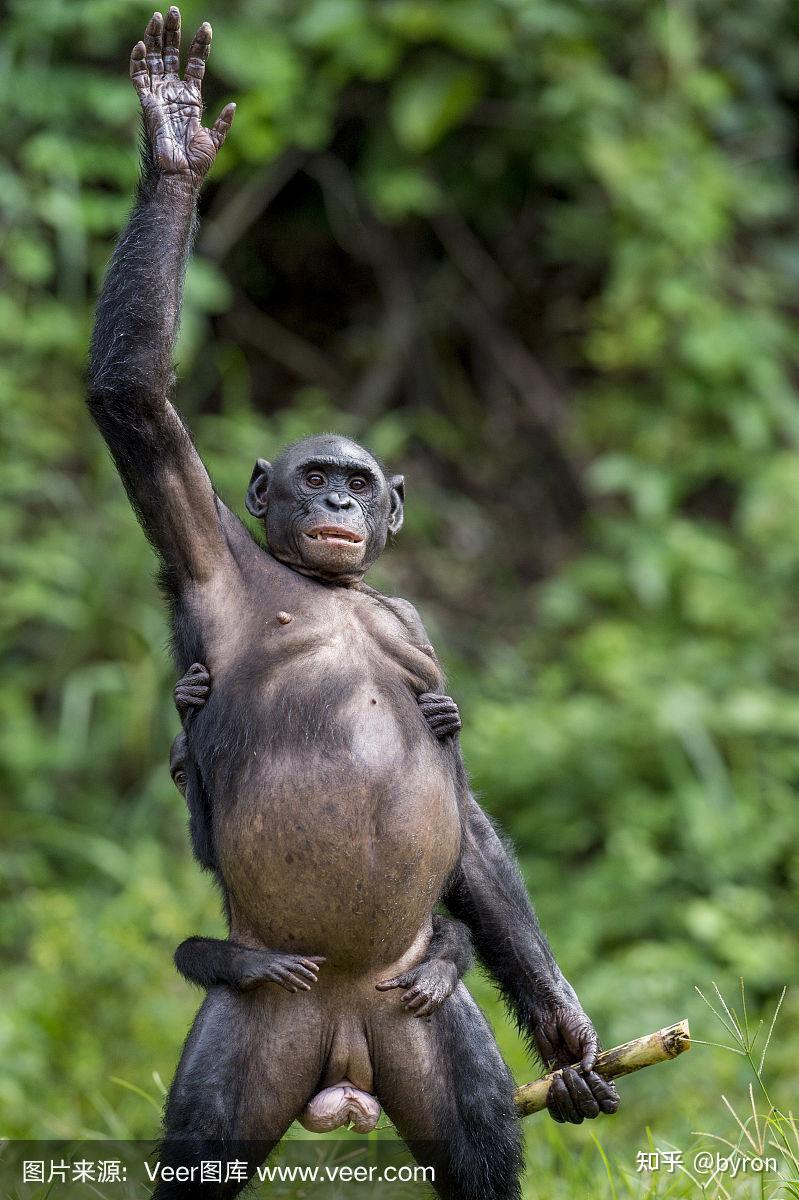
[418,693,462,740]
[174,662,210,720]
[237,949,326,994]
[376,958,459,1017]
[532,999,620,1124]
[130,8,235,185]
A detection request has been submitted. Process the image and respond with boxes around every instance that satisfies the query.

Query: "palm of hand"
[143,80,214,177]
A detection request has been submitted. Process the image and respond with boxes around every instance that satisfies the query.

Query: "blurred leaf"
[390,56,484,152]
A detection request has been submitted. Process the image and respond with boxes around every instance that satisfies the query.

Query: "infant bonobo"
[88,10,618,1197]
[169,667,471,1016]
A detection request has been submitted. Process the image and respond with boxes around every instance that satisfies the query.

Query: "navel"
[276,611,293,625]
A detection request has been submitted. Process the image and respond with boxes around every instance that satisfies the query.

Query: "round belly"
[215,733,461,971]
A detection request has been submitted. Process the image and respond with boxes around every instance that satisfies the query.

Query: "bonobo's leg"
[375,914,472,1016]
[154,987,325,1199]
[174,936,325,993]
[372,985,523,1200]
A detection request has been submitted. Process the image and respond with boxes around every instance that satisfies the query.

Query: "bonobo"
[87,9,618,1198]
[170,669,472,1013]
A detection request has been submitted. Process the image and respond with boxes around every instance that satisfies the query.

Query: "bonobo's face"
[245,435,404,585]
[170,731,188,797]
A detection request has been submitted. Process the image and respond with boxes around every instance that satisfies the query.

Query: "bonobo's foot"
[418,692,462,739]
[238,948,326,993]
[531,999,620,1123]
[376,958,458,1017]
[174,662,210,719]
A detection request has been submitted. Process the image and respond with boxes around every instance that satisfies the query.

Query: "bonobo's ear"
[387,474,405,535]
[245,458,272,518]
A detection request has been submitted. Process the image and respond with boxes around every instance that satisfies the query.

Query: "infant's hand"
[376,958,458,1017]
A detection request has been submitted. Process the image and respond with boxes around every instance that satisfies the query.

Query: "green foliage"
[2,0,799,1190]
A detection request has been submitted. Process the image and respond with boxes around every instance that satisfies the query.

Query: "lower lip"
[305,533,363,546]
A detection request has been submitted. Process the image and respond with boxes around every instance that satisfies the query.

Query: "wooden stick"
[514,1019,691,1117]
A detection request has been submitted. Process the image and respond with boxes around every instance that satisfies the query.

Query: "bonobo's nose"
[324,492,352,510]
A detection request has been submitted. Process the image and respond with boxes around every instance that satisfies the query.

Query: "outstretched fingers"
[163,6,181,78]
[273,953,326,992]
[210,102,236,150]
[185,21,212,82]
[129,40,149,96]
[144,11,164,78]
[288,957,325,984]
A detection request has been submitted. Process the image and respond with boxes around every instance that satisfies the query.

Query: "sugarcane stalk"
[514,1019,691,1117]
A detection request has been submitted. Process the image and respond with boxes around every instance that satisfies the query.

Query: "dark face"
[245,435,404,584]
[170,731,188,796]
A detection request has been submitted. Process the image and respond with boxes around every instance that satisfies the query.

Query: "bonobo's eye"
[349,475,369,494]
[174,771,188,791]
[304,470,326,489]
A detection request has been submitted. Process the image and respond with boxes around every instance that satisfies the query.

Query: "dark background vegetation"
[3,0,799,1192]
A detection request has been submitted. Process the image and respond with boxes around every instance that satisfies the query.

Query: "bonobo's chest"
[190,551,443,698]
[183,547,462,963]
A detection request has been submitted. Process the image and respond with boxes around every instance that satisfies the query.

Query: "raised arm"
[443,761,619,1124]
[87,9,235,582]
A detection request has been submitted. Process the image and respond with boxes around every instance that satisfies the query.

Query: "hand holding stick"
[515,1019,691,1117]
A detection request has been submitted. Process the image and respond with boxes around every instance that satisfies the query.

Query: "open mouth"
[303,526,365,546]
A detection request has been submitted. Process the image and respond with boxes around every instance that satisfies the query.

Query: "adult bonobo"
[87,9,618,1198]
